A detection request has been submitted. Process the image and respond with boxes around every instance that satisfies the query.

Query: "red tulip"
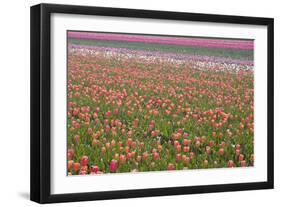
[127,138,132,146]
[80,156,89,166]
[73,162,80,172]
[125,146,130,154]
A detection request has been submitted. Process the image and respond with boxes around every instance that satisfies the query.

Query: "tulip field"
[67,31,254,175]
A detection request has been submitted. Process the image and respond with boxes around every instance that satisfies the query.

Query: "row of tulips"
[69,45,254,66]
[68,32,254,50]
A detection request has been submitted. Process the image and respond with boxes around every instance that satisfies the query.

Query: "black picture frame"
[30,3,274,204]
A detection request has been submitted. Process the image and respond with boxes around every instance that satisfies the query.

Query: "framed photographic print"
[30,3,274,203]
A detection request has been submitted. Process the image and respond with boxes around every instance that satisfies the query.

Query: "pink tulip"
[105,111,111,118]
[239,154,244,161]
[67,149,74,160]
[183,156,190,164]
[235,149,241,156]
[120,155,126,164]
[220,141,225,148]
[182,139,188,146]
[91,165,99,173]
[219,148,224,156]
[142,152,148,160]
[74,134,80,142]
[228,160,234,167]
[176,154,182,162]
[153,152,160,161]
[183,146,190,153]
[167,163,175,170]
[209,140,215,147]
[109,159,118,172]
[240,160,247,167]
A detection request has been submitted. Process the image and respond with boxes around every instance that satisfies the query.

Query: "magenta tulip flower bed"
[67,31,254,175]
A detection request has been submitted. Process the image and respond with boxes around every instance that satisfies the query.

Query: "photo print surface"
[66,31,254,175]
